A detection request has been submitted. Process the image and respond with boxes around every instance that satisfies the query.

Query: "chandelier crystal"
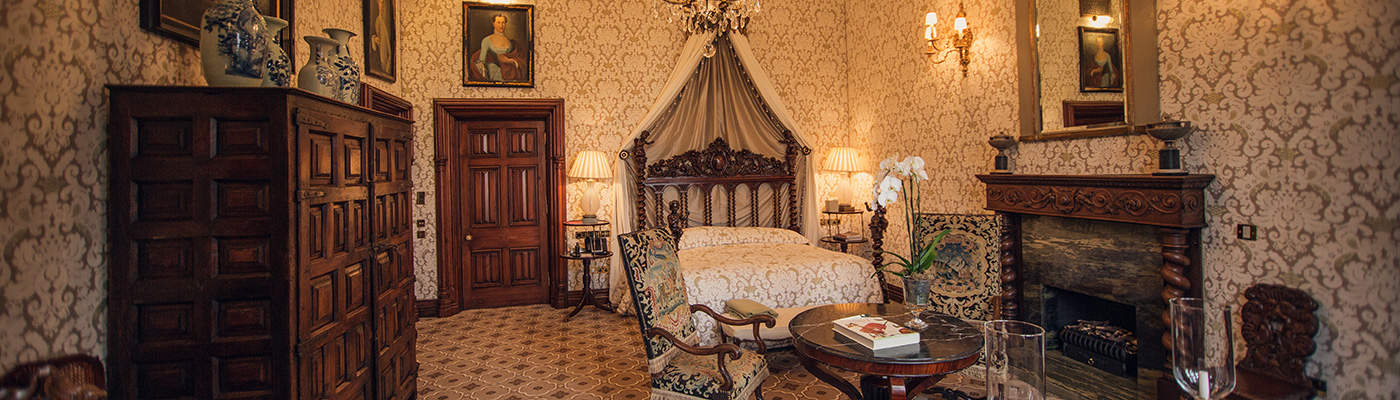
[653,0,762,35]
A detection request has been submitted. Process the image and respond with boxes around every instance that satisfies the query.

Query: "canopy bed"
[606,33,880,345]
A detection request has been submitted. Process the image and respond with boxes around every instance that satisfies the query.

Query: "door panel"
[460,119,550,309]
[370,121,417,400]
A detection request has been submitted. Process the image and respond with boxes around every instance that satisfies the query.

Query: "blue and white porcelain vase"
[260,16,291,87]
[199,0,268,86]
[298,36,342,99]
[323,28,361,104]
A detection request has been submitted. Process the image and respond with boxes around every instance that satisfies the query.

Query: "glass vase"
[901,276,932,330]
[1171,297,1236,400]
[984,320,1046,400]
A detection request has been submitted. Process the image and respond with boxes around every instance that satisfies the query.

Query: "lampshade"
[822,147,861,172]
[925,12,938,26]
[1080,0,1111,17]
[568,150,612,179]
[953,12,968,31]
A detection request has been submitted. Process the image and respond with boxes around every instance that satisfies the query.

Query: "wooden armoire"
[106,86,417,399]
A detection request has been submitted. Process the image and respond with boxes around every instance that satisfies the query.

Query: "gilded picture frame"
[1078,27,1123,92]
[364,0,397,82]
[140,0,294,64]
[462,2,534,87]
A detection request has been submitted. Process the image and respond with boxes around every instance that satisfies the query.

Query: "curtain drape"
[607,32,821,312]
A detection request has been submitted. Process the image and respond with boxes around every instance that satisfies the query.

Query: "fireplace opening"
[1043,285,1139,377]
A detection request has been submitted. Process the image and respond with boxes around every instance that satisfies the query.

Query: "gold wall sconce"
[924,3,973,76]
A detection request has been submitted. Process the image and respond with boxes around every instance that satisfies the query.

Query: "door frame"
[432,98,565,317]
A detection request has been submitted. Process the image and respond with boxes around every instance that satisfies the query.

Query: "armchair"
[618,228,776,400]
[0,354,106,400]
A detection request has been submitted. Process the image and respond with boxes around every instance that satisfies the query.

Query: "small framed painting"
[140,0,294,61]
[364,0,397,81]
[1078,27,1123,92]
[462,2,534,87]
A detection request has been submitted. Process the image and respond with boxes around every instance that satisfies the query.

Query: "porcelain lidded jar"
[323,28,361,104]
[199,0,268,86]
[260,16,291,87]
[298,36,343,99]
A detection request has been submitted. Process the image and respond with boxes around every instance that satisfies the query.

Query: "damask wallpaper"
[849,0,1399,396]
[1,0,1394,395]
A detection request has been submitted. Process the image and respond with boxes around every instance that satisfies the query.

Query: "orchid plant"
[872,155,951,279]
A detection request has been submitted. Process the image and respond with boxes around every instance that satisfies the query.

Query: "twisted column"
[869,205,889,303]
[1158,227,1192,353]
[998,212,1020,320]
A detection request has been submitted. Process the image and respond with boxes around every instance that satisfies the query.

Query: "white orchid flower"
[879,156,897,172]
[876,174,903,207]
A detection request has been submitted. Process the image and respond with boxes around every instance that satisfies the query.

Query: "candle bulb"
[1198,369,1210,399]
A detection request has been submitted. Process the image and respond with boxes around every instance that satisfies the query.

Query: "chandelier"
[652,0,762,35]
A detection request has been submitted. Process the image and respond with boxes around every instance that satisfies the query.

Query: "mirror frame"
[1017,0,1159,141]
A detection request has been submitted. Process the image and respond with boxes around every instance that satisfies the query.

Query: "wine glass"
[1170,297,1236,400]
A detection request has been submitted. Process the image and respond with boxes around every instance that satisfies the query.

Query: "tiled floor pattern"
[416,304,987,400]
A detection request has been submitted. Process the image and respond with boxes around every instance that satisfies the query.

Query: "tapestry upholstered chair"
[913,213,1002,320]
[1229,283,1319,400]
[618,227,777,400]
[0,354,106,400]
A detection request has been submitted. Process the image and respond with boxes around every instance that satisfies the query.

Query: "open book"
[832,315,920,350]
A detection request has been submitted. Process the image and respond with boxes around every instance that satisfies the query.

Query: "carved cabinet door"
[371,120,418,400]
[457,119,551,309]
[295,108,375,400]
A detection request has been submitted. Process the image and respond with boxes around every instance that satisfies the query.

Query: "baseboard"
[416,299,439,318]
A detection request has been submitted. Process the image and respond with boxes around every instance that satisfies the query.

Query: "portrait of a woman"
[463,3,533,86]
[1078,27,1123,92]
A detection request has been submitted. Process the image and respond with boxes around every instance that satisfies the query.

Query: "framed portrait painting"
[462,2,534,87]
[140,0,294,60]
[1078,27,1123,92]
[364,0,397,81]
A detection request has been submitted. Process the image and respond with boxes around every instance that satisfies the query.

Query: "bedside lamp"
[569,150,612,223]
[823,147,860,211]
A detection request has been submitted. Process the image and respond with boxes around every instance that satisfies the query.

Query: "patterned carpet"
[416,304,988,400]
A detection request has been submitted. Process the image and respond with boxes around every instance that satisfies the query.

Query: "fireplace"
[976,174,1213,399]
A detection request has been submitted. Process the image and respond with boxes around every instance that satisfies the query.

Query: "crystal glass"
[1170,297,1236,400]
[901,277,932,330]
[984,320,1046,400]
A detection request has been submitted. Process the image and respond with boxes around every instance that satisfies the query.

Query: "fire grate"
[1060,320,1138,378]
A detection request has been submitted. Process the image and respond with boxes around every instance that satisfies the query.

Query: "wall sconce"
[924,3,973,76]
[1080,0,1113,24]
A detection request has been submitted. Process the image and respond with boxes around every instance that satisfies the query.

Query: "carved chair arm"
[646,327,741,391]
[691,304,777,354]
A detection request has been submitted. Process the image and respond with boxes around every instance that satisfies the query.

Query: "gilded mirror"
[1016,0,1158,141]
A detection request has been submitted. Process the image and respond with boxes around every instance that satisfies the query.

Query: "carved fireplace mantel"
[976,173,1215,353]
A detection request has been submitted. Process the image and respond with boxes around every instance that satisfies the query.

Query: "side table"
[820,236,869,253]
[561,250,614,321]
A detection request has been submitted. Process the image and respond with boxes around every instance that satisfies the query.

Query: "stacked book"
[832,315,919,349]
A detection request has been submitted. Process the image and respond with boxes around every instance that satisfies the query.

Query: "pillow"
[677,226,810,250]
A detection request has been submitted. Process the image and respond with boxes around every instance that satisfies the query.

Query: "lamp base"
[992,154,1012,174]
[1154,148,1187,176]
[838,204,855,212]
[581,215,599,224]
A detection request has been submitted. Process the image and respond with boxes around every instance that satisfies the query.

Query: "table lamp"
[569,150,612,223]
[823,147,860,211]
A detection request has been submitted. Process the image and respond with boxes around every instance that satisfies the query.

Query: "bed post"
[666,200,685,248]
[631,131,653,228]
[779,130,806,231]
[869,203,889,303]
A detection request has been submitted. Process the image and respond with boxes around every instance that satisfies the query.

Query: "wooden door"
[370,121,418,400]
[295,108,374,400]
[459,119,551,309]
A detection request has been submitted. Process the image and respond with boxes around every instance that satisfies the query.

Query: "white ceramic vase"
[199,0,268,86]
[298,36,342,99]
[260,16,291,87]
[323,28,361,104]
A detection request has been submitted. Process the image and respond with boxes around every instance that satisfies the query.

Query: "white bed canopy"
[607,32,821,310]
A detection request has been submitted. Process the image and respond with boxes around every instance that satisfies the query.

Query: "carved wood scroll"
[628,132,807,232]
[1240,283,1319,385]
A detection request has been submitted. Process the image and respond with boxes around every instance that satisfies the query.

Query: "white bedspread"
[677,242,882,345]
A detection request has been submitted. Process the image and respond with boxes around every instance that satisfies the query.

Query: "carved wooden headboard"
[622,130,808,232]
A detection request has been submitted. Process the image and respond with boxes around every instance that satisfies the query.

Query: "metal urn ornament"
[199,0,268,86]
[989,134,1018,174]
[323,28,362,104]
[298,36,342,99]
[260,16,291,87]
[1147,120,1193,175]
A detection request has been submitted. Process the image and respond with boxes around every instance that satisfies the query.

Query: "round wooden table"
[790,303,983,400]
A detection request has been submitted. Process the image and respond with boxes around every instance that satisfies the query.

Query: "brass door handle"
[464,234,473,241]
